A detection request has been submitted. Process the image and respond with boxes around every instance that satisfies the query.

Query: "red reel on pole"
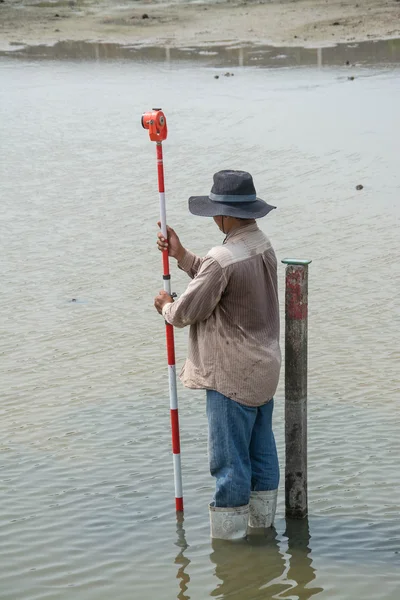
[141,109,168,142]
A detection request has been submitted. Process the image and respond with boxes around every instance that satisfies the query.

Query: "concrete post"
[281,259,312,519]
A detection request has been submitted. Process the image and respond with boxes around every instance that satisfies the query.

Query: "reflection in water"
[280,518,324,600]
[208,519,324,599]
[210,530,286,599]
[1,38,400,68]
[175,514,191,600]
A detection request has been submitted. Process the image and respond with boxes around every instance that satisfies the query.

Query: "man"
[154,170,281,540]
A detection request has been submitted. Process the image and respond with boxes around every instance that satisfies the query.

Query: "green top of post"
[281,258,312,265]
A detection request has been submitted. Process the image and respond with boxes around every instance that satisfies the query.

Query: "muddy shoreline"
[1,0,400,52]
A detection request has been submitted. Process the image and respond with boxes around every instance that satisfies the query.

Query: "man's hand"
[154,290,174,315]
[157,222,185,262]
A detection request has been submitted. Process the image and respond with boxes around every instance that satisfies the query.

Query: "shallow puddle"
[2,37,400,67]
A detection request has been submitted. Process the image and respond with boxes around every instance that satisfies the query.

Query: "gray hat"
[188,170,276,219]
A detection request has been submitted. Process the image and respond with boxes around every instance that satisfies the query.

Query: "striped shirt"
[162,222,281,407]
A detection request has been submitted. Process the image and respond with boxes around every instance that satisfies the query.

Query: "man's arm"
[161,256,227,328]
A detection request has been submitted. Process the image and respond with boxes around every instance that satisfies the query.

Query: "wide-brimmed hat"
[188,170,275,219]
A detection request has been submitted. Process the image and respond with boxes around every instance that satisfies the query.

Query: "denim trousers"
[206,390,280,508]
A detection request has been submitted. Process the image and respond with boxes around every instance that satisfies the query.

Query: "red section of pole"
[166,324,176,366]
[162,250,169,276]
[170,409,181,454]
[156,143,165,192]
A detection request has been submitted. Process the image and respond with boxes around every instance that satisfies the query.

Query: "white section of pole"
[173,453,183,499]
[168,365,178,410]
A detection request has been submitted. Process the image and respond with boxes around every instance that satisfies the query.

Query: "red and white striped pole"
[141,109,183,513]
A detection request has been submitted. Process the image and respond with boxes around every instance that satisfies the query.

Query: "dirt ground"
[1,0,400,50]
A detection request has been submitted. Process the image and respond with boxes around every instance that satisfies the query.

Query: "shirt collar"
[223,222,259,244]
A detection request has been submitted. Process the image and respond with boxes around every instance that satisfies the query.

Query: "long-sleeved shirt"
[162,222,281,407]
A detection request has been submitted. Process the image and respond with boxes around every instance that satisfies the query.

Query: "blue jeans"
[206,390,279,508]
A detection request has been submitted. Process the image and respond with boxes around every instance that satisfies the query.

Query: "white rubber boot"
[209,504,249,540]
[248,490,278,529]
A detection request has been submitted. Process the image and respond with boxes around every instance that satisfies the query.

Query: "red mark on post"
[286,268,308,320]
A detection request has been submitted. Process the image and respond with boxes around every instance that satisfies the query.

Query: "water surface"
[1,52,399,599]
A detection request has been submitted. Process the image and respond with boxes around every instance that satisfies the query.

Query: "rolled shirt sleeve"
[177,249,203,279]
[163,256,227,328]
